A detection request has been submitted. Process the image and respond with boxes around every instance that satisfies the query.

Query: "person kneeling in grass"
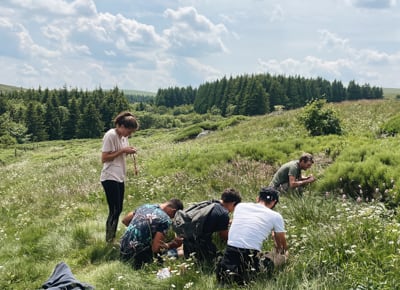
[216,187,288,286]
[120,198,184,269]
[269,153,316,195]
[181,188,242,265]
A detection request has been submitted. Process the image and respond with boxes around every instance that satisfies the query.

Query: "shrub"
[197,121,219,131]
[299,99,342,136]
[216,115,247,129]
[315,140,400,206]
[379,114,400,136]
[173,125,203,142]
[0,134,17,146]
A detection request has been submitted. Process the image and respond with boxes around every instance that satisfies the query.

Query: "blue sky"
[0,0,399,92]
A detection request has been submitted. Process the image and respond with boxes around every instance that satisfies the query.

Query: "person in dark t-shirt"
[182,188,242,264]
[269,153,316,194]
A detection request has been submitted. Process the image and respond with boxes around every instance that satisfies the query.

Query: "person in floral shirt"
[120,198,183,269]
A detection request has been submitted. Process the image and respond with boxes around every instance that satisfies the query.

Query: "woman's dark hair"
[221,188,242,206]
[114,111,139,130]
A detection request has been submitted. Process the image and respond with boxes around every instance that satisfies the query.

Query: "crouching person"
[182,188,242,265]
[216,187,288,286]
[120,198,184,269]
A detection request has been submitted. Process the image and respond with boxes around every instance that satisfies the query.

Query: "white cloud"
[185,57,222,81]
[270,4,284,22]
[318,30,349,52]
[257,56,352,80]
[0,0,399,91]
[257,36,400,88]
[18,25,60,58]
[7,0,96,16]
[347,0,397,9]
[21,63,39,76]
[163,6,228,56]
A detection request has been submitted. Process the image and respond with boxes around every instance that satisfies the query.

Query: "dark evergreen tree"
[372,86,383,99]
[286,76,301,108]
[317,77,333,102]
[331,80,346,102]
[0,112,8,137]
[207,80,218,110]
[59,85,69,106]
[268,80,287,111]
[99,86,130,131]
[194,82,211,114]
[241,78,268,115]
[220,76,234,116]
[44,95,62,140]
[215,76,227,108]
[26,102,47,141]
[77,102,104,138]
[63,97,79,140]
[137,102,145,111]
[155,88,166,106]
[347,80,361,100]
[235,75,249,115]
[0,93,8,115]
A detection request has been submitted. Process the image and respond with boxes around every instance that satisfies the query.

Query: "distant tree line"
[0,73,384,145]
[155,74,383,116]
[0,86,129,144]
[155,86,197,107]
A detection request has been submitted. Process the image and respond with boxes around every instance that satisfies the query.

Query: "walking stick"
[132,153,138,176]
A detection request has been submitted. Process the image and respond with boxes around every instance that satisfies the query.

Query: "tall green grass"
[1,100,400,289]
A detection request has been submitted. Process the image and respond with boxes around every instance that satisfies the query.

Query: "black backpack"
[172,200,218,240]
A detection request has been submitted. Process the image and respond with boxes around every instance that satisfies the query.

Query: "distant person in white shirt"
[216,186,288,286]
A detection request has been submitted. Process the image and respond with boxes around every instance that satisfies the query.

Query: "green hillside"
[0,83,157,96]
[383,87,400,99]
[0,83,24,92]
[1,99,400,289]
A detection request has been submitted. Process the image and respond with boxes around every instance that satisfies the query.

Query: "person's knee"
[216,257,242,285]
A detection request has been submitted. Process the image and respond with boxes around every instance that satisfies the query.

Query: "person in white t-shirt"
[216,186,288,286]
[100,111,139,243]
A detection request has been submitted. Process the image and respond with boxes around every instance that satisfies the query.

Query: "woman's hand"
[124,146,137,154]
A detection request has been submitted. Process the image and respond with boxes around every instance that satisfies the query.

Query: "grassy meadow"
[1,99,400,289]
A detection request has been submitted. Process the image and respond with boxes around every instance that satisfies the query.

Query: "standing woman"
[100,111,139,243]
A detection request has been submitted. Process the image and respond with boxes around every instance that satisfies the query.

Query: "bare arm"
[218,229,229,241]
[274,232,288,254]
[122,211,135,226]
[101,146,137,163]
[289,175,315,188]
[166,236,184,249]
[152,231,166,253]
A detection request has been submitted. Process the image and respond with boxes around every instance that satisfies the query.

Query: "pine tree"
[77,102,104,138]
[44,95,62,140]
[26,102,48,141]
[63,97,80,140]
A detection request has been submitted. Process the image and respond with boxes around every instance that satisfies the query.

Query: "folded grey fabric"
[41,262,94,290]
